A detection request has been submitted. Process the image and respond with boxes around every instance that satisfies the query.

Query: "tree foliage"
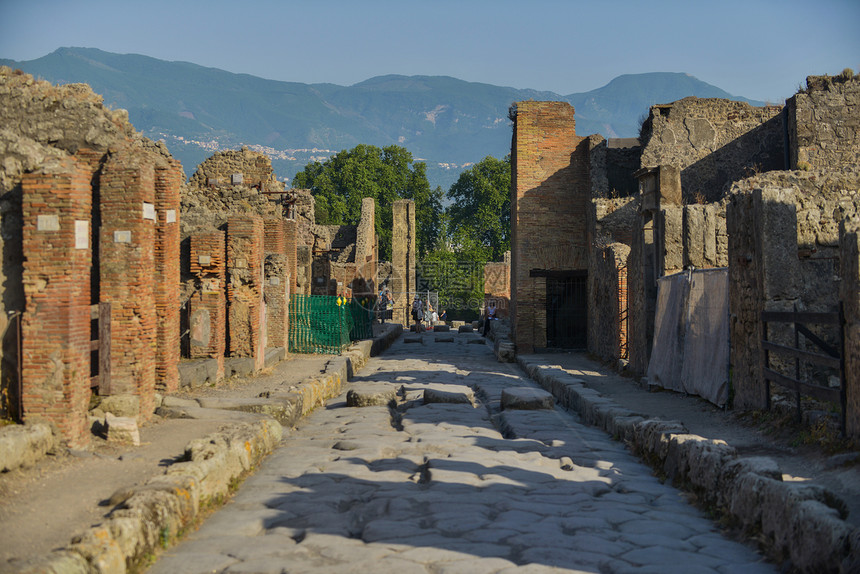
[292,144,443,260]
[419,155,511,317]
[447,155,511,262]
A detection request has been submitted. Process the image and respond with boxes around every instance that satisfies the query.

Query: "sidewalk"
[0,323,401,573]
[520,351,860,527]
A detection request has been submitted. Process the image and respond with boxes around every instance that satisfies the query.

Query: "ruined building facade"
[0,70,399,447]
[510,72,860,438]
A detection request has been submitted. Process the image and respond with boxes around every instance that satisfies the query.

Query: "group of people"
[411,295,446,332]
[375,288,446,330]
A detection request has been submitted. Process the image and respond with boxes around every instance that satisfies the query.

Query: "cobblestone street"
[149,332,775,574]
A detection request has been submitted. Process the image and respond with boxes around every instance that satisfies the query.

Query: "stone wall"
[188,147,281,192]
[787,72,860,171]
[227,216,266,371]
[640,98,785,202]
[391,199,416,324]
[588,243,631,363]
[511,101,589,353]
[841,214,860,437]
[484,253,511,318]
[728,173,860,422]
[188,231,227,380]
[589,135,642,199]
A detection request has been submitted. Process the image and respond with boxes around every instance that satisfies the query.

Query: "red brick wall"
[154,160,182,392]
[227,216,265,370]
[511,101,590,353]
[189,231,226,379]
[99,150,157,420]
[21,157,92,447]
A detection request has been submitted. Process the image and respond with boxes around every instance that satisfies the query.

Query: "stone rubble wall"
[640,97,785,202]
[588,134,642,199]
[787,72,860,171]
[587,242,630,363]
[728,175,860,414]
[188,147,281,192]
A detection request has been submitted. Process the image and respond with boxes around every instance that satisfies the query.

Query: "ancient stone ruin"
[0,68,418,447]
[508,71,860,438]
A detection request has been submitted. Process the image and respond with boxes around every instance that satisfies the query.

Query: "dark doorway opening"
[546,273,587,349]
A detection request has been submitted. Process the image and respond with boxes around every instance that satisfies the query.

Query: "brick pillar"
[99,151,157,420]
[154,159,182,392]
[227,216,265,371]
[189,231,226,381]
[392,199,416,325]
[264,217,289,349]
[21,157,92,447]
[840,214,860,439]
[285,219,298,294]
[356,197,377,296]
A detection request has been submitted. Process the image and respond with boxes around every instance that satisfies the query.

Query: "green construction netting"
[289,295,375,354]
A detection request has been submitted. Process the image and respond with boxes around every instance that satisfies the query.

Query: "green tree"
[292,144,442,260]
[446,155,511,262]
[418,155,511,317]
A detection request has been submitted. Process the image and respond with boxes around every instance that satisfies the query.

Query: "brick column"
[284,219,298,294]
[264,217,289,349]
[840,214,860,439]
[21,157,92,447]
[227,216,265,371]
[189,231,226,381]
[154,159,182,392]
[99,151,157,420]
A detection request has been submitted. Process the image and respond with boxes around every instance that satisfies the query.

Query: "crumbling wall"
[188,146,281,191]
[588,243,631,363]
[589,135,642,199]
[728,173,860,419]
[640,98,784,202]
[787,72,860,171]
[484,252,511,318]
[391,199,416,324]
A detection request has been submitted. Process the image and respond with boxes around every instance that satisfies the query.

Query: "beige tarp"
[646,268,729,406]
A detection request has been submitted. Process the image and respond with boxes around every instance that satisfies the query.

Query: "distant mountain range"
[1,47,766,190]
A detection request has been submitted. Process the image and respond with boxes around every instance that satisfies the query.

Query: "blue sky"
[1,0,858,103]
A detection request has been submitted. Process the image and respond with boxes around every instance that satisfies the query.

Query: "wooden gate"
[90,302,111,395]
[761,305,846,436]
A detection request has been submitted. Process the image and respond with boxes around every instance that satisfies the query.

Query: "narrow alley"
[148,331,774,574]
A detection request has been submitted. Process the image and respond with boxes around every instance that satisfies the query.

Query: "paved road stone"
[150,335,777,574]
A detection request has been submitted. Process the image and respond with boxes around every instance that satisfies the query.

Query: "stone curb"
[516,356,860,574]
[11,325,402,574]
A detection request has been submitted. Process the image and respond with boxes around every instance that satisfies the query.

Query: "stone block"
[458,325,474,333]
[433,325,450,332]
[105,414,140,446]
[423,388,475,406]
[99,394,140,418]
[346,383,396,407]
[434,336,455,343]
[500,387,554,410]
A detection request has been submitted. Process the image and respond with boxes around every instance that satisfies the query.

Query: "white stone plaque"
[198,255,212,266]
[270,277,280,286]
[232,173,244,185]
[235,258,247,269]
[143,203,156,220]
[75,220,88,249]
[114,230,132,243]
[165,209,176,223]
[37,214,60,231]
